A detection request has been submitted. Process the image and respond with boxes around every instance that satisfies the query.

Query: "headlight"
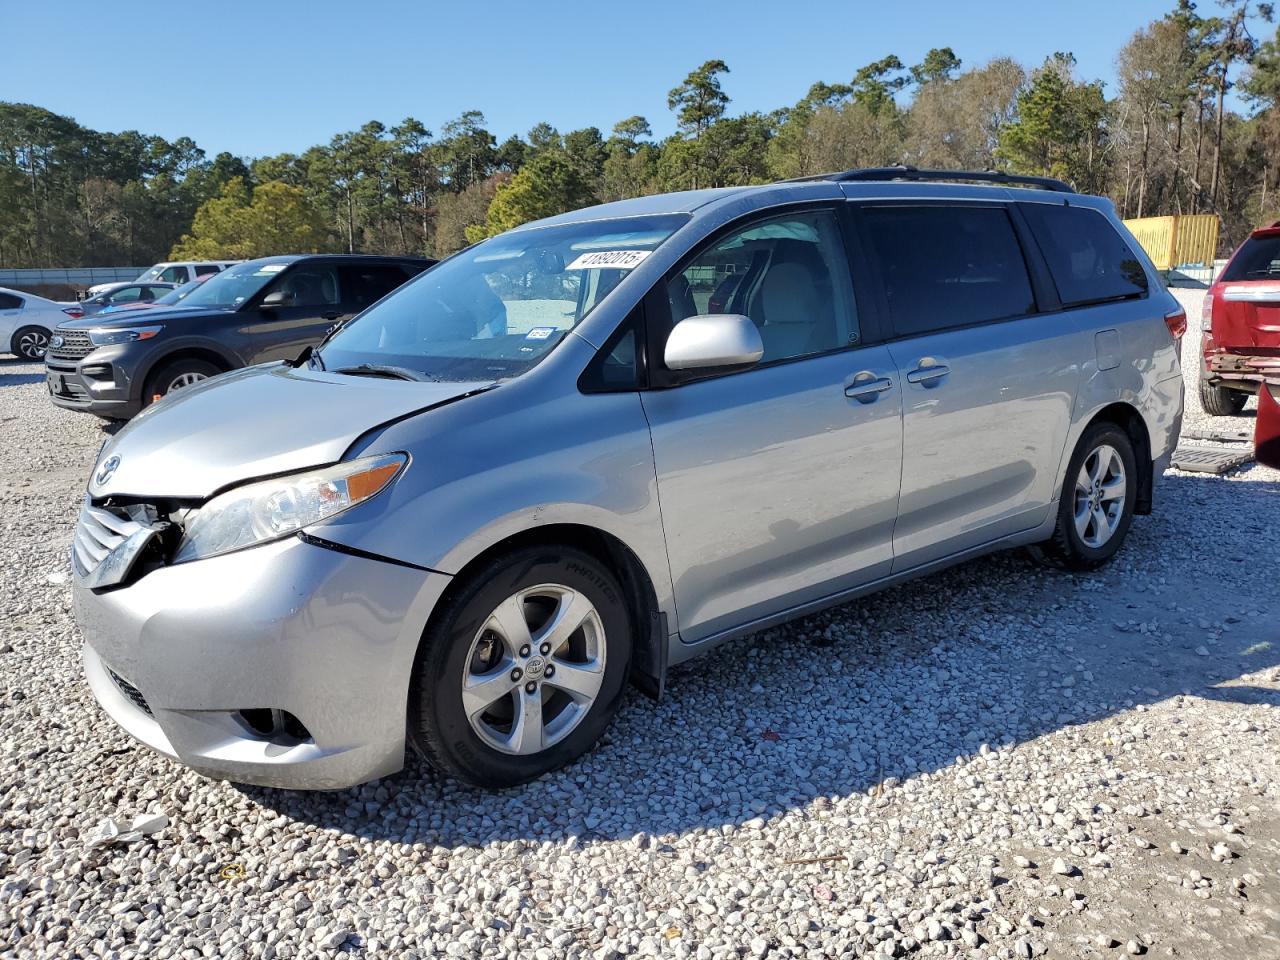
[174,454,406,563]
[88,326,163,346]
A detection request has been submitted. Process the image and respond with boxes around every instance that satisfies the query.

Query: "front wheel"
[142,358,221,406]
[1030,422,1138,571]
[408,546,632,787]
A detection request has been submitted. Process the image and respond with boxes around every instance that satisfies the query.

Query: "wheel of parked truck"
[1198,375,1248,416]
[142,358,221,406]
[11,326,49,360]
[408,545,632,788]
[1030,421,1138,572]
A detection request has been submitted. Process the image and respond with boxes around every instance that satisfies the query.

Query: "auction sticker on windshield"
[565,250,651,270]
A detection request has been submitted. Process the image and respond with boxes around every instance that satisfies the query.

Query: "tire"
[1198,375,1248,416]
[1030,422,1138,571]
[10,326,49,360]
[142,358,221,406]
[408,545,633,788]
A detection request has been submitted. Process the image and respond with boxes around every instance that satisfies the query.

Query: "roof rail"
[802,165,1075,194]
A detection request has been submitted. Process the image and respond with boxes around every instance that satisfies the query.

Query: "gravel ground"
[1,288,1278,960]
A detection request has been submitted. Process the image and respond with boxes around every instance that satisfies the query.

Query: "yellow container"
[1122,214,1219,271]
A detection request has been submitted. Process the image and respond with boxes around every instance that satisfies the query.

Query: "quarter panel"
[1057,295,1184,494]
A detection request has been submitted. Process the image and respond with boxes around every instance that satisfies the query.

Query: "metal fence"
[1121,214,1220,272]
[0,267,144,288]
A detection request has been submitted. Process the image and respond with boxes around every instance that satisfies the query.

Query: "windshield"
[318,214,688,381]
[136,265,166,282]
[178,261,289,310]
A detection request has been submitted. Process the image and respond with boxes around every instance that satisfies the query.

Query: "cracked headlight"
[174,454,406,563]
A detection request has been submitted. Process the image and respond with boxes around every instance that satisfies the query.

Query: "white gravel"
[2,290,1278,959]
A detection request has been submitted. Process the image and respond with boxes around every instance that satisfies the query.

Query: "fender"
[129,336,247,404]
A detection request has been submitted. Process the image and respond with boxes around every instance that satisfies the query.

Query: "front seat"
[757,260,825,361]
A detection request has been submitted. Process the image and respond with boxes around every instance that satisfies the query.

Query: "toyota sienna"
[71,168,1186,790]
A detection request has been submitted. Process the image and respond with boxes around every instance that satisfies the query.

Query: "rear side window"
[861,204,1036,336]
[340,265,412,309]
[1022,204,1148,305]
[1222,233,1280,281]
[194,264,222,276]
[0,293,22,310]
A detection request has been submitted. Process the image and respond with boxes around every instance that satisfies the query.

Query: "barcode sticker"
[565,250,651,271]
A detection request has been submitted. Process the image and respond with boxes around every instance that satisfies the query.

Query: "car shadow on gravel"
[0,371,45,387]
[238,471,1280,848]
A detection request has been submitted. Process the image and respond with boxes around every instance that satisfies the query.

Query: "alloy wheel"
[16,329,48,360]
[461,583,606,755]
[166,371,207,392]
[1073,443,1126,548]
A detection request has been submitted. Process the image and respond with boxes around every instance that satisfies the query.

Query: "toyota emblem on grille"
[49,335,64,348]
[96,455,121,486]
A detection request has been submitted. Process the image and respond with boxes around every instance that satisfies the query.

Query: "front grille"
[47,329,94,360]
[107,668,153,717]
[72,498,143,577]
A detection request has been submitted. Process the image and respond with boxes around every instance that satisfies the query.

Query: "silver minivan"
[72,168,1186,790]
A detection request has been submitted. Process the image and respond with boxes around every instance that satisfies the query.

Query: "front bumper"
[75,534,448,790]
[45,348,143,418]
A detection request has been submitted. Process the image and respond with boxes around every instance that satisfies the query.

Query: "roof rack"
[795,165,1075,194]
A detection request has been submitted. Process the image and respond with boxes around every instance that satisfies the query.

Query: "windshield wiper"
[332,363,429,382]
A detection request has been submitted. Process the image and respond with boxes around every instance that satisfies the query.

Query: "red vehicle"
[1201,221,1280,415]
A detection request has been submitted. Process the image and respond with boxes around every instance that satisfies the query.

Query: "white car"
[87,261,239,297]
[0,287,78,360]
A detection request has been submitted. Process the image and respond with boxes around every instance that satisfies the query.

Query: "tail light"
[62,306,84,319]
[1200,294,1214,332]
[1164,307,1187,341]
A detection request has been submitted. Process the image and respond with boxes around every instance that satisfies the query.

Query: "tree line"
[3,0,1280,269]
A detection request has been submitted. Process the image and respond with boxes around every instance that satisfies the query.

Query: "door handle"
[321,311,342,321]
[906,361,950,386]
[844,374,894,402]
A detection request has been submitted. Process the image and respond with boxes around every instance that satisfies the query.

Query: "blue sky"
[5,0,1271,158]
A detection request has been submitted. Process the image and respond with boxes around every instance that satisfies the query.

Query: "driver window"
[269,266,341,308]
[159,266,187,283]
[667,210,859,364]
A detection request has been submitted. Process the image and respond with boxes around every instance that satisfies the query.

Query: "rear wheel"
[1030,422,1137,571]
[11,326,49,360]
[1198,375,1248,416]
[142,358,221,406]
[408,546,632,788]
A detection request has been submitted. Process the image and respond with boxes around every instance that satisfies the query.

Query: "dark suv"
[46,254,433,418]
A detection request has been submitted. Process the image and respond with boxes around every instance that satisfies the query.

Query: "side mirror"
[1256,381,1280,469]
[262,290,294,308]
[664,314,764,371]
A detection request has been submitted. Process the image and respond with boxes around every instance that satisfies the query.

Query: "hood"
[92,363,495,500]
[58,306,236,330]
